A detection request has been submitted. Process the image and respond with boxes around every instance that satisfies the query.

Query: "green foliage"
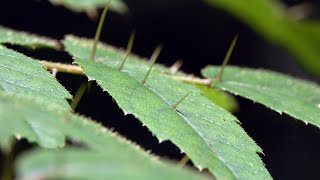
[193,84,238,112]
[1,93,207,179]
[202,66,320,128]
[205,0,320,77]
[0,45,71,110]
[16,148,209,180]
[49,0,128,14]
[0,26,60,49]
[0,1,319,179]
[63,35,271,180]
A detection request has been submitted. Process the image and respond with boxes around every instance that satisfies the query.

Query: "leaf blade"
[0,45,71,110]
[16,148,209,180]
[0,92,208,180]
[0,26,60,49]
[64,35,271,180]
[202,65,320,127]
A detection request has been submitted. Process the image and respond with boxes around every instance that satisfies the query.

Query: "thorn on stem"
[118,30,136,71]
[90,2,110,62]
[140,58,156,85]
[172,91,192,110]
[149,44,162,63]
[51,68,58,78]
[140,45,162,85]
[170,59,183,74]
[70,81,89,111]
[178,155,189,168]
[216,34,239,82]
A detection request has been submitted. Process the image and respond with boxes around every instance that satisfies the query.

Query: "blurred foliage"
[205,0,320,78]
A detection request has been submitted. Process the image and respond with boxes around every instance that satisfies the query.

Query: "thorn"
[178,155,189,168]
[149,44,162,63]
[170,59,183,74]
[140,45,162,85]
[16,134,22,140]
[195,165,204,171]
[118,30,136,71]
[51,68,58,78]
[70,81,89,111]
[216,34,239,81]
[90,1,111,62]
[172,91,192,110]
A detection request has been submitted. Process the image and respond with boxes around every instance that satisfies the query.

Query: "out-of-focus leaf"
[49,0,128,14]
[0,26,60,49]
[205,0,320,78]
[16,148,209,180]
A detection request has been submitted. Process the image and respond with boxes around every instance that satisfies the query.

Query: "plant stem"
[41,61,84,75]
[169,75,211,85]
[40,61,211,85]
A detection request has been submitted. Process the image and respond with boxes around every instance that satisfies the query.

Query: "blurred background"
[0,0,320,179]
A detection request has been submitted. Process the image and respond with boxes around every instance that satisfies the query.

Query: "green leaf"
[63,35,272,180]
[202,66,320,128]
[0,26,60,49]
[205,0,320,77]
[0,92,207,180]
[16,148,209,180]
[0,45,71,110]
[193,84,238,112]
[49,0,128,14]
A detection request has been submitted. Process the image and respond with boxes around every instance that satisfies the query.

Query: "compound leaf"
[0,45,71,110]
[0,26,60,49]
[63,35,272,180]
[0,92,207,180]
[202,66,320,128]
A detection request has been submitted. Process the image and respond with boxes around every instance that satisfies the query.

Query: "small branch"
[40,61,84,75]
[169,75,211,85]
[40,61,212,85]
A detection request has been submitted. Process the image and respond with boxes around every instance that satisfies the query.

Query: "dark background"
[1,0,320,179]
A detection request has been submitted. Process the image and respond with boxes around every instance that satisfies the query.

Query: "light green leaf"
[0,45,71,110]
[193,84,238,112]
[49,0,128,14]
[205,0,320,77]
[63,35,271,180]
[16,148,209,180]
[202,66,320,128]
[0,92,207,180]
[0,26,60,49]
